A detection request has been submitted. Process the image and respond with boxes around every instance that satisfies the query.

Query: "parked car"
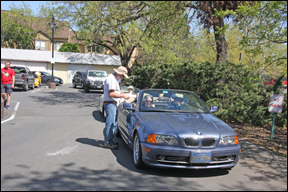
[83,70,107,93]
[33,74,41,88]
[100,86,139,120]
[72,71,87,89]
[31,71,63,86]
[10,66,35,91]
[115,88,241,170]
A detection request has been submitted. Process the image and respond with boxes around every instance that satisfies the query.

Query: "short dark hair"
[5,61,11,65]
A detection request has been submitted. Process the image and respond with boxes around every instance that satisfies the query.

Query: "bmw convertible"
[116,89,241,170]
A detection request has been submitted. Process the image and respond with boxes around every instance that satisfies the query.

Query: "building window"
[35,41,46,50]
[54,42,61,50]
[87,44,104,53]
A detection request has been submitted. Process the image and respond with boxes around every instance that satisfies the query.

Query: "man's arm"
[109,90,130,100]
[12,75,15,88]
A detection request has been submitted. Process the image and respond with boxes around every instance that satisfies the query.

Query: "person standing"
[103,66,130,149]
[1,61,15,109]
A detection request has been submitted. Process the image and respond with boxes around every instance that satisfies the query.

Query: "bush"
[126,61,287,127]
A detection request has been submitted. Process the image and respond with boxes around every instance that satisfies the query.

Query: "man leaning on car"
[102,66,130,149]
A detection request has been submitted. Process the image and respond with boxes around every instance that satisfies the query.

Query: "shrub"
[125,61,287,127]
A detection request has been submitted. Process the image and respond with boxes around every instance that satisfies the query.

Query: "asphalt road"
[1,84,287,191]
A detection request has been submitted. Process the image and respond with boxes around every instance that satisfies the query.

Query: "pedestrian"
[1,61,15,109]
[103,66,130,149]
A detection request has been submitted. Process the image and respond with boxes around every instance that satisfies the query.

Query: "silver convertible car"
[115,89,241,170]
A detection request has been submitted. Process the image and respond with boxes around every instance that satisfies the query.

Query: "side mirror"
[210,106,218,113]
[123,103,135,111]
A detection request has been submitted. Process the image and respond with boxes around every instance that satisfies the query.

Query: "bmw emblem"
[197,131,202,135]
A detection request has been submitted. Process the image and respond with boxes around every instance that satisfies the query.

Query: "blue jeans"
[103,103,118,144]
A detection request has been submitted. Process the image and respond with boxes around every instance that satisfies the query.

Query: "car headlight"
[146,134,178,145]
[219,136,239,145]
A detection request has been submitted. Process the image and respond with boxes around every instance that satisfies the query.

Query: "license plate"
[190,152,211,163]
[97,86,101,88]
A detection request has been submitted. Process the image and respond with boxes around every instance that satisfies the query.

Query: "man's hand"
[122,93,130,100]
[12,84,14,88]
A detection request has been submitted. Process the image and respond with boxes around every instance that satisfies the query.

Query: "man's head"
[144,95,153,108]
[114,66,129,80]
[4,61,11,69]
[127,85,134,92]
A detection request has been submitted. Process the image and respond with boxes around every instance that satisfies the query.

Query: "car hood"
[138,112,236,138]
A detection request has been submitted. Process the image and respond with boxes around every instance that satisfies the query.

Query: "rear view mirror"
[210,106,218,113]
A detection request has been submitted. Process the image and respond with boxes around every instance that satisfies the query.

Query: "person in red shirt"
[1,61,15,109]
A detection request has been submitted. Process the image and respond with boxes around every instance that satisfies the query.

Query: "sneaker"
[4,100,7,108]
[6,105,10,109]
[104,143,118,149]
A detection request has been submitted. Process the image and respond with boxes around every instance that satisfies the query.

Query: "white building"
[1,48,122,84]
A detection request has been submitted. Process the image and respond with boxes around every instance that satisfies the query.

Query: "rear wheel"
[133,133,146,169]
[23,82,28,91]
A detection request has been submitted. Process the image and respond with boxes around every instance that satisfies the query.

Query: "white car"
[100,86,140,120]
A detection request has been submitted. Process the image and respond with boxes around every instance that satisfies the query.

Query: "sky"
[1,1,48,14]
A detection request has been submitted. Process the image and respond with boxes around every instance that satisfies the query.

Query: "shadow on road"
[239,139,287,181]
[30,91,101,108]
[92,110,105,123]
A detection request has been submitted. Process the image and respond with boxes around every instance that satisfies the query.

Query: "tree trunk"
[213,17,228,63]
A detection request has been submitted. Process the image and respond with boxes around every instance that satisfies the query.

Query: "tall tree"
[1,2,39,49]
[235,1,287,77]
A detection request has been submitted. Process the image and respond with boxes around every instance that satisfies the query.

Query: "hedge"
[124,61,287,127]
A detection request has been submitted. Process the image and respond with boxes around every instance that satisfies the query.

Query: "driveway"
[1,84,287,191]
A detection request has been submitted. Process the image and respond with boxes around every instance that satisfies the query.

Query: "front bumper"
[141,142,241,169]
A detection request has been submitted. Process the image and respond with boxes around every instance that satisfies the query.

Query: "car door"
[117,102,130,142]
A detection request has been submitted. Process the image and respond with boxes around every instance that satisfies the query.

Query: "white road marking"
[31,88,42,93]
[46,145,79,156]
[1,102,20,124]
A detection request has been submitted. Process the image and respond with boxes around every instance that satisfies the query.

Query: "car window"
[10,67,26,73]
[139,89,210,113]
[88,71,106,77]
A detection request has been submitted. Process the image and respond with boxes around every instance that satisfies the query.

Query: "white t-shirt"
[103,73,121,102]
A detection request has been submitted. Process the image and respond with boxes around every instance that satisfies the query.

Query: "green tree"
[234,1,287,77]
[1,2,39,49]
[58,42,80,52]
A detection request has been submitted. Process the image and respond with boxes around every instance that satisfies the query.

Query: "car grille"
[201,138,216,147]
[156,155,236,167]
[93,80,103,85]
[183,137,216,147]
[184,138,199,147]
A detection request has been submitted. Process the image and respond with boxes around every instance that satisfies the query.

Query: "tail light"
[22,74,25,80]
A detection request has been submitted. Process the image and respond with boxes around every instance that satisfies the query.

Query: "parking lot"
[1,84,287,191]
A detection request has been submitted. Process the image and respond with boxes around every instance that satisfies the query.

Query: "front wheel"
[115,125,121,137]
[84,85,90,93]
[133,133,146,169]
[72,81,76,88]
[30,83,34,90]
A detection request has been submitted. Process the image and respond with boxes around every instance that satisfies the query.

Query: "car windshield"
[81,72,87,77]
[139,89,210,113]
[10,67,26,73]
[88,71,106,77]
[43,72,52,76]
